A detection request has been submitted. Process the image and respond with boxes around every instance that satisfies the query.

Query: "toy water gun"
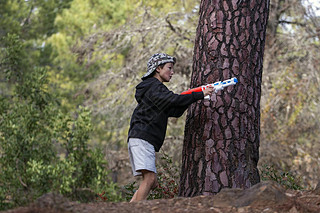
[181,77,238,100]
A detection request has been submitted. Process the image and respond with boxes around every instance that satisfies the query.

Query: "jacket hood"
[135,77,159,103]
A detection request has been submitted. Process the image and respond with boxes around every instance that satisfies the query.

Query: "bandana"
[142,53,176,80]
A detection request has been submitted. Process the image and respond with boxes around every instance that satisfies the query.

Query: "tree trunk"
[179,0,270,197]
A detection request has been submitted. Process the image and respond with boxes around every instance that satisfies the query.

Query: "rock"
[34,192,68,209]
[313,180,320,195]
[33,192,76,212]
[74,188,97,202]
[212,181,288,207]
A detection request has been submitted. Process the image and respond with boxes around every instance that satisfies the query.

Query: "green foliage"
[123,181,137,201]
[0,33,24,82]
[0,0,29,38]
[0,0,72,39]
[55,0,131,36]
[260,165,304,190]
[30,0,73,37]
[45,0,138,114]
[0,33,121,210]
[0,34,56,208]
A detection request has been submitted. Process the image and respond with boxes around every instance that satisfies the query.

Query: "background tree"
[260,0,320,187]
[179,0,271,196]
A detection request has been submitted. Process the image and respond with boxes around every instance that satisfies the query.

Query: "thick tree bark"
[179,0,270,197]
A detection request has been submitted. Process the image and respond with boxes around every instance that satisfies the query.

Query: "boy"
[127,53,213,202]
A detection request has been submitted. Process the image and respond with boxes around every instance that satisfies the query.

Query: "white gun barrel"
[204,77,238,100]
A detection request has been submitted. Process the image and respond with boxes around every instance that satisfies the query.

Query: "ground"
[4,181,320,213]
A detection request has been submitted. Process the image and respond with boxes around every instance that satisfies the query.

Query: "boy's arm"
[166,105,188,117]
[148,84,204,111]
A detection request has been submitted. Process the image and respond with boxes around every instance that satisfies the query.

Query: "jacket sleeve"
[146,83,204,114]
[166,105,189,117]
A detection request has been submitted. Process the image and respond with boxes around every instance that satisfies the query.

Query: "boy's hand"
[203,85,214,97]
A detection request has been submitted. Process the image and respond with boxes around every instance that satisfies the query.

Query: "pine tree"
[179,0,271,196]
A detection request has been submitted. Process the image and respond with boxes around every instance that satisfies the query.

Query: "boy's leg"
[130,190,138,202]
[130,170,158,202]
[128,138,157,202]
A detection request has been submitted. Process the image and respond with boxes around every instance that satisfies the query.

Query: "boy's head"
[142,53,176,80]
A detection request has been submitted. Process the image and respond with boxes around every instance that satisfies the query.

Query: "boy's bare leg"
[130,190,138,202]
[130,170,158,202]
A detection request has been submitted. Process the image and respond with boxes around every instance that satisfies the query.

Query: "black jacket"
[128,77,204,152]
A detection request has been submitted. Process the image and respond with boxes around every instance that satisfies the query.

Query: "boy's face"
[155,63,174,83]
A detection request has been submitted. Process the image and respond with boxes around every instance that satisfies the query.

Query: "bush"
[149,152,179,199]
[260,164,304,190]
[0,34,122,210]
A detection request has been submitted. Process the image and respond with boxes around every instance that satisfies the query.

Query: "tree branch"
[21,2,34,27]
[278,20,306,27]
[16,159,28,188]
[165,17,193,42]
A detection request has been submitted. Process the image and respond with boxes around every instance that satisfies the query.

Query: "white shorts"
[128,138,157,176]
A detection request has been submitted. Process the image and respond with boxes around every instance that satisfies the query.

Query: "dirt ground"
[5,181,320,213]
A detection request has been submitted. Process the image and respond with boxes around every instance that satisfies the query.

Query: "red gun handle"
[181,86,203,95]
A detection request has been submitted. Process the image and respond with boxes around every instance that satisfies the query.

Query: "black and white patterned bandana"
[142,53,176,80]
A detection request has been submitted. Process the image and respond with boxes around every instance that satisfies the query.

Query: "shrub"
[260,164,304,190]
[0,34,122,210]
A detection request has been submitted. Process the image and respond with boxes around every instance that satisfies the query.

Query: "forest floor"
[5,181,320,213]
